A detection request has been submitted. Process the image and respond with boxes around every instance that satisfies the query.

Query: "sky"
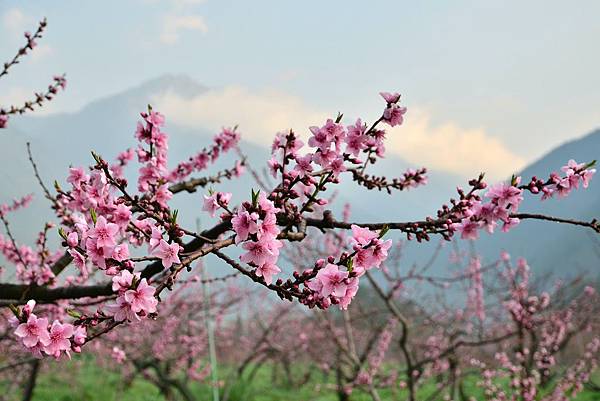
[1,0,599,179]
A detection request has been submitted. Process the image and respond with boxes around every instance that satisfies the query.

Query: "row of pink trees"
[1,18,600,401]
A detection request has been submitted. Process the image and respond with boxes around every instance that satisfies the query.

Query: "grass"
[3,356,600,401]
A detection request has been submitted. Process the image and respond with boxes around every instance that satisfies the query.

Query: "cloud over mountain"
[154,85,524,179]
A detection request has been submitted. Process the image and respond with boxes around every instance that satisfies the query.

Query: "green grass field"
[5,356,600,401]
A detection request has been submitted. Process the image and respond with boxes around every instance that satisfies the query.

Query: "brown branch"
[168,159,245,194]
[512,213,600,233]
[0,19,46,80]
[26,142,56,204]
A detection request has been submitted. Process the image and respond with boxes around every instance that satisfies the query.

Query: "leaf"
[251,189,260,208]
[66,309,82,319]
[346,258,354,273]
[8,303,19,318]
[379,225,390,239]
[510,174,519,187]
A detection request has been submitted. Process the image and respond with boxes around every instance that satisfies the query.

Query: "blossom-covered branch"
[0,18,66,129]
[0,82,597,362]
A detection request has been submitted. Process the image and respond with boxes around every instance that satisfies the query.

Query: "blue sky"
[1,0,599,179]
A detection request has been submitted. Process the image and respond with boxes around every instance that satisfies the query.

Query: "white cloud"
[2,8,31,35]
[0,87,30,108]
[153,87,525,180]
[29,44,53,62]
[387,109,526,179]
[152,86,327,146]
[173,0,207,5]
[160,14,208,44]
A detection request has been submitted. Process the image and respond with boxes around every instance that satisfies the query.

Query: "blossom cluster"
[168,127,240,182]
[301,225,391,309]
[0,194,33,216]
[0,199,60,285]
[11,301,86,359]
[0,74,67,128]
[452,160,596,241]
[0,18,67,128]
[233,192,283,285]
[106,270,158,322]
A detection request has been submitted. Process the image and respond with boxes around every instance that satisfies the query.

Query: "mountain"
[1,75,599,281]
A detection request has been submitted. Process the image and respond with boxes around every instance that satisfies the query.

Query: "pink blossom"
[202,192,231,218]
[308,264,349,298]
[66,167,88,187]
[338,277,359,309]
[112,270,139,292]
[369,238,392,269]
[382,104,407,127]
[43,320,74,357]
[148,226,163,252]
[322,119,346,150]
[329,157,346,177]
[234,159,245,177]
[308,126,332,151]
[240,238,277,267]
[0,114,8,128]
[258,192,278,214]
[111,346,126,363]
[351,225,378,246]
[454,219,481,240]
[73,326,87,346]
[486,182,523,209]
[345,119,367,156]
[105,296,140,322]
[85,238,109,269]
[581,168,596,188]
[124,278,158,314]
[88,216,119,249]
[561,159,585,174]
[501,217,520,232]
[255,263,281,285]
[144,110,165,127]
[112,243,130,262]
[154,184,173,207]
[22,299,36,316]
[112,204,132,228]
[313,148,338,168]
[14,315,50,348]
[258,212,280,239]
[68,249,87,276]
[231,209,259,244]
[153,239,181,268]
[267,157,280,178]
[467,257,485,321]
[66,232,79,247]
[293,154,314,178]
[380,91,401,104]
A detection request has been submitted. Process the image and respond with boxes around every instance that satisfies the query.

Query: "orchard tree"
[276,218,600,401]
